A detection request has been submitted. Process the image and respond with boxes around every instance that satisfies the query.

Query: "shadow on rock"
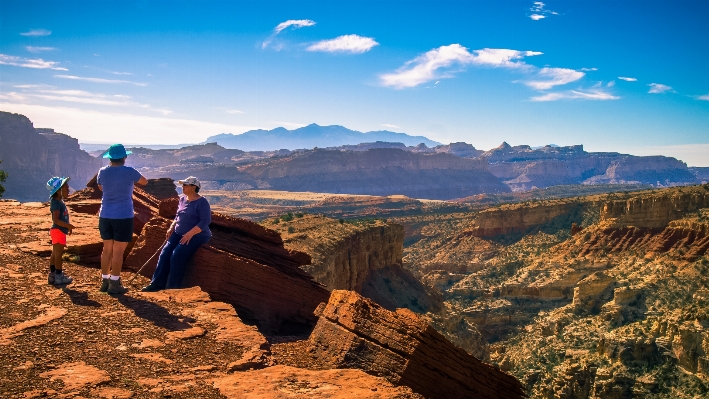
[62,288,102,308]
[116,294,193,331]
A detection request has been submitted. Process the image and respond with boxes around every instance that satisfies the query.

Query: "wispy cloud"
[580,67,597,72]
[26,46,58,53]
[530,89,620,102]
[529,2,558,20]
[54,74,147,86]
[381,124,400,129]
[0,54,68,71]
[379,45,542,89]
[20,29,51,37]
[697,94,709,101]
[522,67,585,90]
[8,87,171,115]
[0,102,260,144]
[226,109,245,114]
[307,35,378,54]
[648,83,672,94]
[14,84,56,89]
[274,19,316,34]
[111,71,133,76]
[618,76,637,82]
[263,19,316,49]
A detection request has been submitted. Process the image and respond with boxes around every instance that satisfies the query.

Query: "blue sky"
[1,0,708,165]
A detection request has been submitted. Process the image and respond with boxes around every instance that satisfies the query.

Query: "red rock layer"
[577,223,709,260]
[305,290,524,399]
[125,214,328,333]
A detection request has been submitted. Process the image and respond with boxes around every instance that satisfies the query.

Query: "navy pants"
[151,232,210,289]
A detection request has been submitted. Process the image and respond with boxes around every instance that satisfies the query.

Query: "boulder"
[303,290,524,399]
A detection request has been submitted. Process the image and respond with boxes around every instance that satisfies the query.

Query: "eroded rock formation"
[0,112,102,201]
[303,290,524,399]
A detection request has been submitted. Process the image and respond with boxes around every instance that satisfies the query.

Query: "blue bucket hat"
[102,143,132,159]
[47,176,70,198]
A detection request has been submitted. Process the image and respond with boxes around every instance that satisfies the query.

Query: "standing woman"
[142,176,211,292]
[97,144,148,294]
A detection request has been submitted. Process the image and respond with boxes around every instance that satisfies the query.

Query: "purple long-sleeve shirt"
[174,196,212,237]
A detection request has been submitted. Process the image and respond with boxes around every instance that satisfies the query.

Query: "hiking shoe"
[53,273,73,285]
[99,278,110,292]
[141,284,161,292]
[48,271,55,285]
[107,278,128,295]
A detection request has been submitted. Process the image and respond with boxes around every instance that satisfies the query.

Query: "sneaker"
[48,271,55,285]
[107,278,128,295]
[99,278,110,292]
[53,273,73,285]
[141,284,161,292]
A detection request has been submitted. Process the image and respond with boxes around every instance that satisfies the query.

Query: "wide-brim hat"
[102,143,133,159]
[47,176,70,198]
[178,176,201,189]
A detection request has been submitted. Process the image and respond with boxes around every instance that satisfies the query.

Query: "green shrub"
[287,226,295,233]
[280,212,294,222]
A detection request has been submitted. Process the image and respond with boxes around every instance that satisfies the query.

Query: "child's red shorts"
[50,228,67,246]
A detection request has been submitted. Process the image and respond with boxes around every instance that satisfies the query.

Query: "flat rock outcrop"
[302,290,524,399]
[0,113,102,202]
[125,212,329,333]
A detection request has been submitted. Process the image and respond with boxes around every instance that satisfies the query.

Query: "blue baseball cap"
[102,143,132,159]
[47,176,70,198]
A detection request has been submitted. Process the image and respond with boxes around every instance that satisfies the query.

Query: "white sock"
[102,274,110,279]
[109,275,120,280]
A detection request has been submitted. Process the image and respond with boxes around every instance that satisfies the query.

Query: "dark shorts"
[98,217,134,242]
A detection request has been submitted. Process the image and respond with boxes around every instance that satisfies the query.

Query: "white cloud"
[381,124,400,129]
[580,67,597,71]
[379,45,542,89]
[7,87,170,114]
[307,35,379,54]
[530,89,620,102]
[0,102,257,144]
[274,19,316,34]
[529,1,558,20]
[26,46,57,53]
[0,54,68,71]
[111,71,133,76]
[20,29,51,37]
[14,84,56,89]
[0,92,28,101]
[607,81,615,87]
[54,74,147,86]
[263,19,316,49]
[618,76,637,82]
[523,67,585,90]
[226,109,245,114]
[697,94,709,101]
[648,83,672,94]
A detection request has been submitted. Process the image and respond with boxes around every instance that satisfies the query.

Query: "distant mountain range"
[204,124,441,151]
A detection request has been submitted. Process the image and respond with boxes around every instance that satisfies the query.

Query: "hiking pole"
[127,238,168,286]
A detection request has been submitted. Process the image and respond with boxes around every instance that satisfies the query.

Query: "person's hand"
[67,224,75,234]
[179,231,195,245]
[166,229,173,240]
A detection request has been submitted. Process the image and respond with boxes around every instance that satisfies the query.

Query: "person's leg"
[109,241,130,277]
[165,235,209,289]
[148,233,180,290]
[109,218,134,278]
[100,240,114,275]
[48,241,57,284]
[52,242,73,285]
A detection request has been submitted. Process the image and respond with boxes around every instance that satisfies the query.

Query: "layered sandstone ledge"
[301,291,524,399]
[468,199,583,238]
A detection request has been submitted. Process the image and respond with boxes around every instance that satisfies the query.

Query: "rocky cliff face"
[267,215,441,313]
[0,112,102,201]
[601,186,709,228]
[482,143,698,191]
[469,199,585,239]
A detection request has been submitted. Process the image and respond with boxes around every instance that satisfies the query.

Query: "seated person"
[142,176,211,291]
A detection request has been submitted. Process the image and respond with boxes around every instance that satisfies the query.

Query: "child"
[47,176,75,285]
